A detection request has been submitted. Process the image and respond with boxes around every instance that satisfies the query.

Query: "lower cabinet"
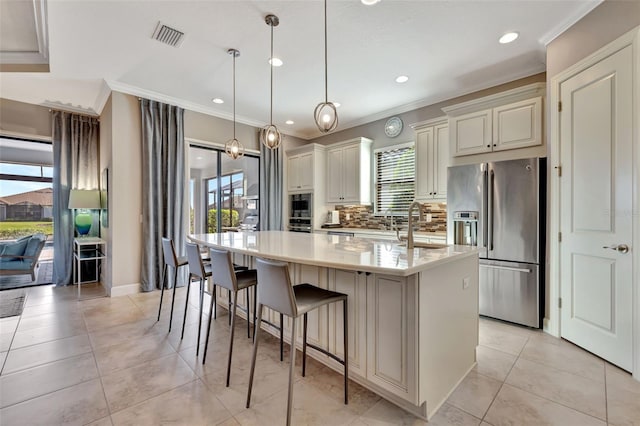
[366,274,418,403]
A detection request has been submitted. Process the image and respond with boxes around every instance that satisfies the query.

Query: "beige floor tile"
[11,320,88,349]
[235,380,358,426]
[201,346,290,416]
[473,345,517,382]
[0,331,13,352]
[0,352,99,408]
[110,380,233,426]
[520,337,605,383]
[426,403,481,426]
[0,317,19,333]
[86,416,113,426]
[218,418,241,426]
[478,326,528,356]
[446,370,502,419]
[505,357,606,420]
[605,363,640,426]
[0,351,6,370]
[20,300,81,318]
[2,334,92,374]
[94,331,176,375]
[0,378,109,426]
[88,317,167,350]
[17,310,85,332]
[484,384,606,426]
[83,304,147,332]
[101,353,197,412]
[357,398,427,425]
[479,318,535,339]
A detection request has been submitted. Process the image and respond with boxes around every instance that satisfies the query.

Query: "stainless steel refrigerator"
[447,158,545,328]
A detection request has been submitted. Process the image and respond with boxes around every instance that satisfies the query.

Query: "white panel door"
[560,45,633,371]
[451,109,492,156]
[414,127,433,200]
[287,155,300,191]
[326,147,343,202]
[493,97,542,151]
[341,144,361,203]
[298,153,314,190]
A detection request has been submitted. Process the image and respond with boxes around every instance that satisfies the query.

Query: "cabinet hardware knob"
[365,272,371,276]
[493,144,496,147]
[486,145,490,148]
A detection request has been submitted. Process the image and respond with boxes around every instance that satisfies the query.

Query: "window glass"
[374,144,415,214]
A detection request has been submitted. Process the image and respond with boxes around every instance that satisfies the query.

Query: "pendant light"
[313,0,338,133]
[260,14,282,150]
[225,48,245,160]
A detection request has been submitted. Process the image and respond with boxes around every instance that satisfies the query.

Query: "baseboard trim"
[109,283,140,297]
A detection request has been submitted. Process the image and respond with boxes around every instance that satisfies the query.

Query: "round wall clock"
[384,116,403,138]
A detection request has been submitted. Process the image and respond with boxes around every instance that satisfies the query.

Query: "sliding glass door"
[189,145,259,234]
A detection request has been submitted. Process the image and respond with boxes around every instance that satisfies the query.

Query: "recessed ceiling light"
[361,0,380,5]
[269,57,283,67]
[499,32,519,44]
[285,120,294,125]
[395,75,409,83]
[212,98,224,104]
[334,102,341,108]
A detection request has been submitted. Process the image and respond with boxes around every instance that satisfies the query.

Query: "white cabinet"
[328,269,368,378]
[326,137,372,204]
[366,274,418,403]
[286,143,325,193]
[443,83,545,158]
[413,118,449,201]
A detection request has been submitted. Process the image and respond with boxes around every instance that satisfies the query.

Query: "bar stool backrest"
[162,237,179,268]
[209,248,238,292]
[255,258,297,318]
[185,242,206,279]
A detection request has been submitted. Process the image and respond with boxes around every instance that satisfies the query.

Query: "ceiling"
[0,0,601,139]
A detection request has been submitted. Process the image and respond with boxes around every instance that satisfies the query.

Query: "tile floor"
[0,284,638,426]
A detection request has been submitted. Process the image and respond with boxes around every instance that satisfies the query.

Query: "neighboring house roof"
[0,188,53,206]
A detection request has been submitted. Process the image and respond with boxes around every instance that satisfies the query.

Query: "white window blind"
[375,144,415,214]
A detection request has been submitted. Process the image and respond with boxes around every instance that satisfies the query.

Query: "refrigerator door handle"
[482,167,488,250]
[481,264,532,274]
[488,169,495,252]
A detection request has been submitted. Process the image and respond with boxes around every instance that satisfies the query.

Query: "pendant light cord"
[270,22,274,125]
[233,51,237,140]
[324,0,328,104]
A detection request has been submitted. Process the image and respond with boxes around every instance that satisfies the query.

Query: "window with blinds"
[374,143,415,214]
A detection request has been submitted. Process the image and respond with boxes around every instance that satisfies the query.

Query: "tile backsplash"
[332,203,447,233]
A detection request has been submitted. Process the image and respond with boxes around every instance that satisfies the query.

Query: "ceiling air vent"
[151,22,185,47]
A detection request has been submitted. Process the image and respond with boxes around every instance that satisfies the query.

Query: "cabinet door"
[366,274,418,402]
[287,155,300,191]
[326,148,343,202]
[433,123,449,199]
[341,144,361,203]
[298,153,314,190]
[414,128,433,200]
[293,264,328,350]
[328,269,367,378]
[451,109,492,156]
[493,96,542,151]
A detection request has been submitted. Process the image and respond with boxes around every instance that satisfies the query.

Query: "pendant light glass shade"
[225,48,245,159]
[313,0,338,133]
[260,14,283,150]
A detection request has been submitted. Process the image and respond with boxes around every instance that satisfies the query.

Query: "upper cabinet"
[326,137,372,204]
[443,83,544,158]
[412,117,449,201]
[286,143,325,193]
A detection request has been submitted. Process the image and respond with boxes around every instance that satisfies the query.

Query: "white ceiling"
[0,0,601,139]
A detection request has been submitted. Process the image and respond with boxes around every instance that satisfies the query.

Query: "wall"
[107,92,142,296]
[99,95,113,293]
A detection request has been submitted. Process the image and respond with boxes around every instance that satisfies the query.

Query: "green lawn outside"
[0,221,54,240]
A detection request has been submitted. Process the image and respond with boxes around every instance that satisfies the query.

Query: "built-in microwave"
[289,193,312,218]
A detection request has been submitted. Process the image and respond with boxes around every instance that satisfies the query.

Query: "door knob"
[603,244,630,254]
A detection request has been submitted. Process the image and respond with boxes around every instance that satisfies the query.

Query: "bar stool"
[185,242,213,355]
[247,258,349,426]
[157,237,188,332]
[203,248,258,387]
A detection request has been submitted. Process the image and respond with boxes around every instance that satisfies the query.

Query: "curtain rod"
[48,109,100,121]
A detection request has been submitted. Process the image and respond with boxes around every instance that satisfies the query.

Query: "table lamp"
[68,189,101,236]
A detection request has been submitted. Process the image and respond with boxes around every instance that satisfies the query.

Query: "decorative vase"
[75,211,92,236]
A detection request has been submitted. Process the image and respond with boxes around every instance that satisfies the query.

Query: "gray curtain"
[259,143,283,230]
[140,99,186,292]
[52,111,99,286]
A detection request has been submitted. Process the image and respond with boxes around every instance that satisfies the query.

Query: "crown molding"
[538,0,603,46]
[93,80,112,114]
[41,101,99,117]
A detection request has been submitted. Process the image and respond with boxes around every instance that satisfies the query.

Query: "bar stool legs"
[157,264,167,321]
[168,268,178,332]
[180,273,193,339]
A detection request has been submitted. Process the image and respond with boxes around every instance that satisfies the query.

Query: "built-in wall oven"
[289,193,312,232]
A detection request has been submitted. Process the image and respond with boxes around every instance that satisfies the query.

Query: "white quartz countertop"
[189,231,478,277]
[314,227,447,239]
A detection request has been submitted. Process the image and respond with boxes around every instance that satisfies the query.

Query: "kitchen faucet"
[399,201,424,249]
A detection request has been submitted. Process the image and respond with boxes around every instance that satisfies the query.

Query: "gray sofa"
[0,233,47,281]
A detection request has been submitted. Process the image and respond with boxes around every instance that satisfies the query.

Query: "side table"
[73,237,106,299]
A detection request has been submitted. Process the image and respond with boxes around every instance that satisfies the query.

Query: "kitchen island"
[188,231,479,420]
